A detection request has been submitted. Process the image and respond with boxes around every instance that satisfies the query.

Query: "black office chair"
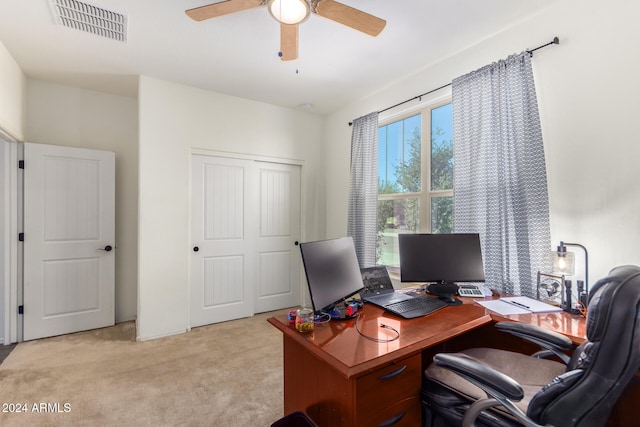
[421,265,640,427]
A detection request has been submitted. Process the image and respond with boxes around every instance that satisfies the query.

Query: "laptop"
[360,266,447,319]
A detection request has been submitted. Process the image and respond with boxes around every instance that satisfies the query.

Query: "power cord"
[313,312,332,324]
[354,312,400,343]
[576,301,587,317]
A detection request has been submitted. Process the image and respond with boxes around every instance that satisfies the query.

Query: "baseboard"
[136,327,188,342]
[115,316,136,324]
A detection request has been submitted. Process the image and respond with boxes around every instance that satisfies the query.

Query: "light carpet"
[0,310,289,426]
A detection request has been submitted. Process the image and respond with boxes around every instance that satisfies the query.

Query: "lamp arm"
[562,242,588,294]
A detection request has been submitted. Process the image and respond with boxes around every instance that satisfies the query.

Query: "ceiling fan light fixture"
[268,0,310,25]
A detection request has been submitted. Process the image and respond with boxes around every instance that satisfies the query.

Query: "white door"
[190,155,300,327]
[254,162,301,313]
[23,143,115,341]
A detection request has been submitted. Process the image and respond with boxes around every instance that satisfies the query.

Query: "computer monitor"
[398,233,485,303]
[299,237,364,314]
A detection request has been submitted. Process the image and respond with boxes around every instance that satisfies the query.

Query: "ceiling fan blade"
[186,0,264,22]
[280,23,299,61]
[314,0,386,36]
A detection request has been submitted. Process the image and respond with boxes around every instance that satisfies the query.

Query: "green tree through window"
[377,103,453,267]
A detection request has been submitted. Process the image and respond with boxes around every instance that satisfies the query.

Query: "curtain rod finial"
[553,36,560,44]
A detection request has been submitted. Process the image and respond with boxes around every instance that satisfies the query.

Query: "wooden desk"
[267,298,633,426]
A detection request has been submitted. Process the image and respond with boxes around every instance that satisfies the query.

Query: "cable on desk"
[354,313,400,343]
[313,312,332,324]
[575,299,588,317]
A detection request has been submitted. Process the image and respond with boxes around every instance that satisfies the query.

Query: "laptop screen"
[361,266,394,296]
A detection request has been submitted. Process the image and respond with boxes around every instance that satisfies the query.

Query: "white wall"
[323,0,640,286]
[0,40,25,141]
[137,76,324,341]
[25,80,139,323]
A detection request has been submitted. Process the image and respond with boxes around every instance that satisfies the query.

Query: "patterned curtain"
[452,52,551,297]
[347,112,379,267]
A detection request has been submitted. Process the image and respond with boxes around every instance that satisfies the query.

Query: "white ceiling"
[0,0,558,115]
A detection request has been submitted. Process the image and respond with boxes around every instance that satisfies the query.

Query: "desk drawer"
[360,396,422,427]
[355,354,422,414]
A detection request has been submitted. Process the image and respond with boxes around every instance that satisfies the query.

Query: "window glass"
[431,104,453,191]
[376,198,419,266]
[378,115,421,194]
[431,196,453,233]
[377,102,453,267]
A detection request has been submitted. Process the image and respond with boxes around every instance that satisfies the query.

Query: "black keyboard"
[386,296,448,319]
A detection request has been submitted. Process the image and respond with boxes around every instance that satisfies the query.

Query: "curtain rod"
[349,36,560,126]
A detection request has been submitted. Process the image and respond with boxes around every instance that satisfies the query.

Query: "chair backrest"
[527,265,640,426]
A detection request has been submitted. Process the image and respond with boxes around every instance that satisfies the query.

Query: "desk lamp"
[552,241,589,312]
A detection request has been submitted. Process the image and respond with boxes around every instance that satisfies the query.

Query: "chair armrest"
[434,353,548,427]
[495,321,573,364]
[434,353,524,401]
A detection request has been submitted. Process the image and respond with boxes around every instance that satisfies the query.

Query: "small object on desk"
[425,283,462,305]
[345,301,359,317]
[295,308,314,333]
[577,280,588,309]
[287,309,297,326]
[476,296,563,315]
[458,284,492,298]
[563,279,580,314]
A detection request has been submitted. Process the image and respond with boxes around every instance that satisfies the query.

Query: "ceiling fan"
[186,0,386,61]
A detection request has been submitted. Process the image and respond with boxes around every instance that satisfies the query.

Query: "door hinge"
[18,160,24,169]
[18,305,24,314]
[18,232,24,242]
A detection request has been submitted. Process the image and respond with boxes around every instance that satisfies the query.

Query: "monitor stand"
[426,282,462,306]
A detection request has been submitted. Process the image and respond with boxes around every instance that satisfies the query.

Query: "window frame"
[377,98,453,267]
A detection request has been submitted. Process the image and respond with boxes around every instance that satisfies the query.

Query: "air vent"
[49,0,127,42]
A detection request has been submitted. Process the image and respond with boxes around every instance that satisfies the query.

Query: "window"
[377,102,453,268]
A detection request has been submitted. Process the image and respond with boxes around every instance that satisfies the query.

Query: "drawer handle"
[378,364,407,380]
[378,410,406,427]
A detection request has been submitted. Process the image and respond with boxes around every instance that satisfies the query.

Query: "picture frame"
[537,271,565,306]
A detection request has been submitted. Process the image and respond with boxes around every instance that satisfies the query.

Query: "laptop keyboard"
[386,296,448,317]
